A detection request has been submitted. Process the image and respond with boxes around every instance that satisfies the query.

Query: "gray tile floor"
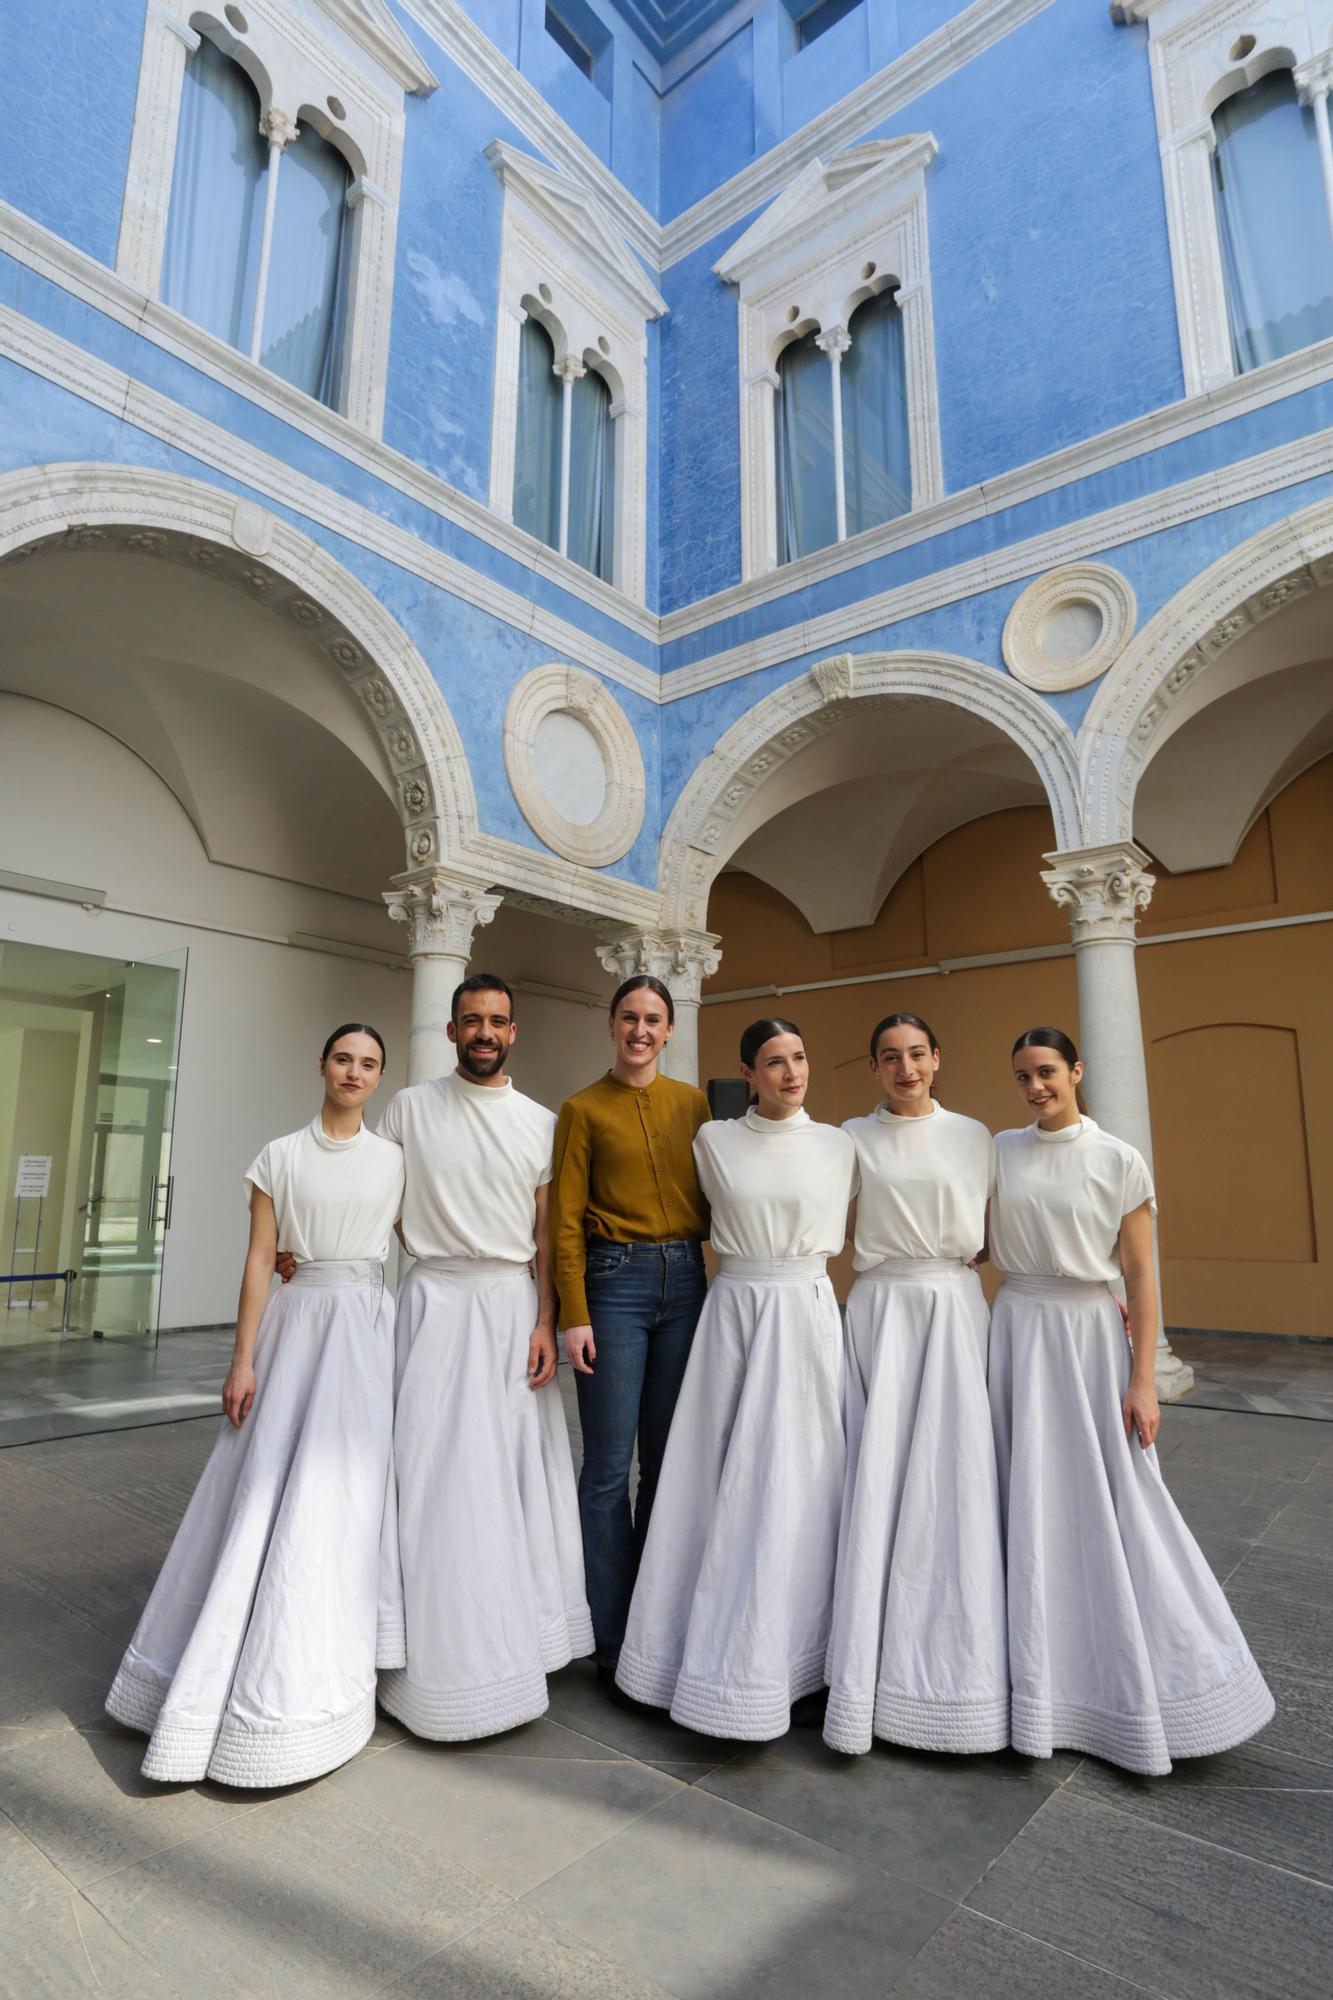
[2,1380,1331,1998]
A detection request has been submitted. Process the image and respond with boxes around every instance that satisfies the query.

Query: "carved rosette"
[1041,843,1156,946]
[384,869,503,960]
[596,927,723,1007]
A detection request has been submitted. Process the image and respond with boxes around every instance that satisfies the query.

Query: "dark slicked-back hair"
[451,973,515,1022]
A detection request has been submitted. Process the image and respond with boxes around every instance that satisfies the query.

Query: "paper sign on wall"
[14,1155,52,1199]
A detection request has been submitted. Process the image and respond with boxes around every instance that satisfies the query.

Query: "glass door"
[78,950,188,1342]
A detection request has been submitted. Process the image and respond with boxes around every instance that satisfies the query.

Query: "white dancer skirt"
[990,1274,1275,1775]
[824,1259,1009,1757]
[616,1256,845,1740]
[377,1258,593,1741]
[106,1260,398,1787]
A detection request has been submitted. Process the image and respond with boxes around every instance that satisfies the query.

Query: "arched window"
[774,288,910,564]
[842,289,910,537]
[160,36,266,351]
[1212,69,1333,374]
[160,37,351,407]
[512,316,615,581]
[263,123,350,403]
[514,317,562,551]
[567,366,615,581]
[775,328,836,564]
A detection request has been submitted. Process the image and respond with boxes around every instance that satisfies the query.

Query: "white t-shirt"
[378,1071,556,1263]
[694,1108,857,1261]
[844,1101,994,1270]
[990,1117,1156,1283]
[244,1119,404,1264]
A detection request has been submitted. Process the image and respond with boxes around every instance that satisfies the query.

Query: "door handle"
[164,1176,175,1230]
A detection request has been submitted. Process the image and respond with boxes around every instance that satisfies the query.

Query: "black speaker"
[707,1077,750,1120]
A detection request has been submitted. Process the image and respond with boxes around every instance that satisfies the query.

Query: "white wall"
[0,696,412,1327]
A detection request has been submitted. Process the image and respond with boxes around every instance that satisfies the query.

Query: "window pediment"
[713,138,937,293]
[312,0,439,95]
[485,141,667,327]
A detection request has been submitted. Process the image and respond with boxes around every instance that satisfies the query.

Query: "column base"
[1156,1346,1196,1402]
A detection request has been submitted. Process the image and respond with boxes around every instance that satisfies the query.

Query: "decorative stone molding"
[659,650,1081,930]
[0,461,475,872]
[118,0,430,434]
[1114,0,1332,395]
[595,928,724,1006]
[715,137,944,580]
[504,664,646,869]
[1041,843,1156,945]
[486,141,667,606]
[1002,563,1137,691]
[383,868,503,959]
[1078,493,1333,844]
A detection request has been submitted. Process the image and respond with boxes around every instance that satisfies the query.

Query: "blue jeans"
[576,1238,706,1667]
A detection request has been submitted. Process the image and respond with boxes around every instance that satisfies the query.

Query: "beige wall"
[701,758,1332,1337]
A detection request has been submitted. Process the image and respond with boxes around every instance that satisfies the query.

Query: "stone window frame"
[117,0,436,435]
[1115,0,1333,395]
[486,141,667,608]
[714,137,944,583]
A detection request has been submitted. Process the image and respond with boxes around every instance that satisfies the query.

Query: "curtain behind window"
[568,366,614,580]
[514,317,562,549]
[1214,70,1333,372]
[842,289,910,536]
[263,122,350,405]
[161,36,266,348]
[775,329,836,563]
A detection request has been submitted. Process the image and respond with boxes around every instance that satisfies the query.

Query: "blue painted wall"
[2,0,1330,891]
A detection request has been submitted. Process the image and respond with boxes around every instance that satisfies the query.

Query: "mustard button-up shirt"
[551,1072,711,1330]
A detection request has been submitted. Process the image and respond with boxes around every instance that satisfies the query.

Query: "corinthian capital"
[1294,50,1333,106]
[596,926,723,1005]
[384,868,502,959]
[1041,843,1155,945]
[553,354,587,385]
[259,106,300,149]
[815,325,852,361]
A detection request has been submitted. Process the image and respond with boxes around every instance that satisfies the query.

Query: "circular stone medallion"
[504,664,645,866]
[1002,562,1136,691]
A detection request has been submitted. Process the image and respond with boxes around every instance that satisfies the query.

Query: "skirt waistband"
[413,1256,532,1284]
[858,1256,973,1280]
[289,1259,385,1289]
[716,1255,828,1283]
[1001,1273,1112,1304]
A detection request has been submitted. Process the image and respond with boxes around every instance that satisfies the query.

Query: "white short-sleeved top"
[244,1119,404,1264]
[990,1117,1156,1283]
[694,1108,857,1261]
[378,1071,556,1263]
[844,1101,994,1270]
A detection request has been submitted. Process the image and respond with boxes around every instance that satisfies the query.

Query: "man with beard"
[373,974,594,1739]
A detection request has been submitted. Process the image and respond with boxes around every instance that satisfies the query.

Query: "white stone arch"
[1078,494,1333,846]
[0,462,478,871]
[658,650,1082,929]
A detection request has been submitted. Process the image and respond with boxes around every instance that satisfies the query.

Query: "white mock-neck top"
[844,1101,994,1270]
[244,1118,404,1264]
[378,1070,556,1262]
[990,1117,1156,1283]
[693,1108,857,1260]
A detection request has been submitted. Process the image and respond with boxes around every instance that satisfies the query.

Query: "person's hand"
[1123,1377,1160,1449]
[222,1361,256,1428]
[564,1324,596,1375]
[274,1251,298,1284]
[528,1326,557,1390]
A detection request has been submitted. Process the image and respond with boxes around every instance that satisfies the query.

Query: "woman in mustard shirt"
[552,974,710,1688]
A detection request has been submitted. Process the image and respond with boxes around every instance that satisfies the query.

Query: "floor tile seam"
[67,1880,192,2000]
[927,1907,1182,2000]
[364,1881,521,1996]
[70,1788,279,1894]
[511,1779,698,1914]
[1047,1784,1333,1894]
[0,1798,93,1901]
[688,1768,976,1909]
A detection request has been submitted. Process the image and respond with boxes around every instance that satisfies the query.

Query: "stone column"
[1295,53,1333,242]
[596,927,723,1087]
[250,108,300,363]
[1040,842,1193,1400]
[553,353,586,559]
[815,326,851,543]
[384,869,503,1085]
